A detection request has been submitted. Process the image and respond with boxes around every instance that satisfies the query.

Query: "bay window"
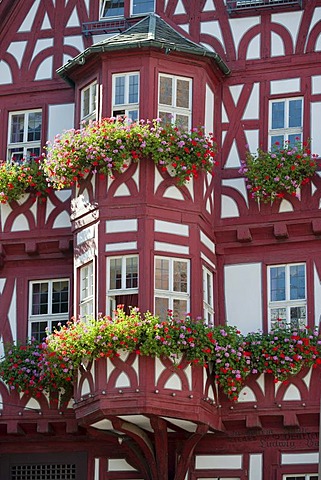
[107,255,139,314]
[8,110,42,163]
[154,256,190,319]
[112,72,139,121]
[29,279,69,341]
[158,74,192,130]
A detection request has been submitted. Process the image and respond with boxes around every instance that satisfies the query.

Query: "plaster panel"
[272,11,303,49]
[155,220,189,237]
[108,459,137,471]
[66,6,80,27]
[314,264,321,326]
[312,75,321,94]
[221,195,240,219]
[245,129,259,153]
[200,231,215,253]
[106,219,138,233]
[224,140,240,168]
[154,242,189,255]
[242,84,259,120]
[281,452,318,465]
[229,17,260,59]
[63,35,84,53]
[270,78,300,95]
[249,454,262,480]
[224,263,262,333]
[105,241,137,252]
[195,454,242,469]
[0,61,12,84]
[201,21,224,53]
[311,103,321,157]
[35,56,53,80]
[205,84,214,135]
[271,31,285,57]
[7,42,27,68]
[32,38,54,61]
[18,0,40,32]
[203,0,215,11]
[48,104,74,143]
[53,211,71,228]
[246,34,260,60]
[222,178,248,206]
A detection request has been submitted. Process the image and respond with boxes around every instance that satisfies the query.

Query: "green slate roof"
[57,13,230,81]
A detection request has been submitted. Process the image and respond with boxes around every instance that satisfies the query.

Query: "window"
[132,0,155,15]
[8,110,42,163]
[283,475,318,480]
[101,0,124,17]
[107,255,139,314]
[112,73,139,121]
[29,279,69,341]
[80,262,94,318]
[203,266,214,324]
[269,98,303,147]
[227,0,303,14]
[158,74,192,130]
[154,257,190,319]
[268,263,306,329]
[81,82,97,123]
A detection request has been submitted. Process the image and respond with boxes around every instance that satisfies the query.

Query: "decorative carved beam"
[174,424,209,480]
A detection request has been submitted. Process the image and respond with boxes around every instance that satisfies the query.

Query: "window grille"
[10,463,76,480]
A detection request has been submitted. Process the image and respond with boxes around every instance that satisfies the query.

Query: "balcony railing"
[226,0,302,14]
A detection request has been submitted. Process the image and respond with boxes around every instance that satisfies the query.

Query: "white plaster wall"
[314,264,321,327]
[311,102,321,157]
[48,104,75,142]
[224,263,262,333]
[205,84,214,135]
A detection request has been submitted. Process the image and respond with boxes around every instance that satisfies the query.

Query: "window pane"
[31,321,48,342]
[271,135,284,147]
[290,264,305,300]
[289,99,302,128]
[52,319,68,332]
[83,88,90,117]
[110,258,122,289]
[173,299,187,318]
[159,111,173,125]
[270,307,286,323]
[271,102,285,129]
[27,112,42,142]
[10,114,24,143]
[32,283,49,315]
[8,148,24,163]
[290,306,306,327]
[26,147,41,160]
[126,257,138,288]
[155,258,169,290]
[175,114,189,131]
[133,0,154,14]
[128,74,139,103]
[159,76,172,105]
[270,266,285,301]
[52,280,69,314]
[176,79,190,108]
[115,76,125,105]
[288,133,301,146]
[128,109,138,121]
[101,0,124,17]
[173,261,187,293]
[155,297,169,318]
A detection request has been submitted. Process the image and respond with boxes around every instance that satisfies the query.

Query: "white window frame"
[203,266,214,325]
[283,475,318,480]
[158,74,192,130]
[29,279,70,340]
[106,255,139,315]
[112,72,140,122]
[100,0,124,18]
[269,97,303,147]
[81,81,97,123]
[7,109,42,163]
[154,256,190,318]
[79,262,94,319]
[131,0,155,15]
[268,262,306,329]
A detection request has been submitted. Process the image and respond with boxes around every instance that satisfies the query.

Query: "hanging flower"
[240,140,318,203]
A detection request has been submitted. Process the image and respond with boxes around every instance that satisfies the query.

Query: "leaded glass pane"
[176,79,190,108]
[173,299,187,318]
[31,321,48,342]
[115,76,125,105]
[83,88,90,117]
[176,114,189,131]
[52,280,69,313]
[126,257,138,288]
[290,264,305,300]
[159,111,172,125]
[289,99,302,128]
[32,283,49,315]
[270,307,286,323]
[159,76,173,105]
[288,133,301,146]
[155,258,169,290]
[109,258,122,289]
[101,0,124,17]
[128,109,138,121]
[270,266,285,301]
[173,261,187,293]
[128,74,139,103]
[271,135,284,146]
[27,112,42,141]
[155,297,169,318]
[133,0,154,14]
[290,306,306,327]
[10,114,24,143]
[271,101,285,129]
